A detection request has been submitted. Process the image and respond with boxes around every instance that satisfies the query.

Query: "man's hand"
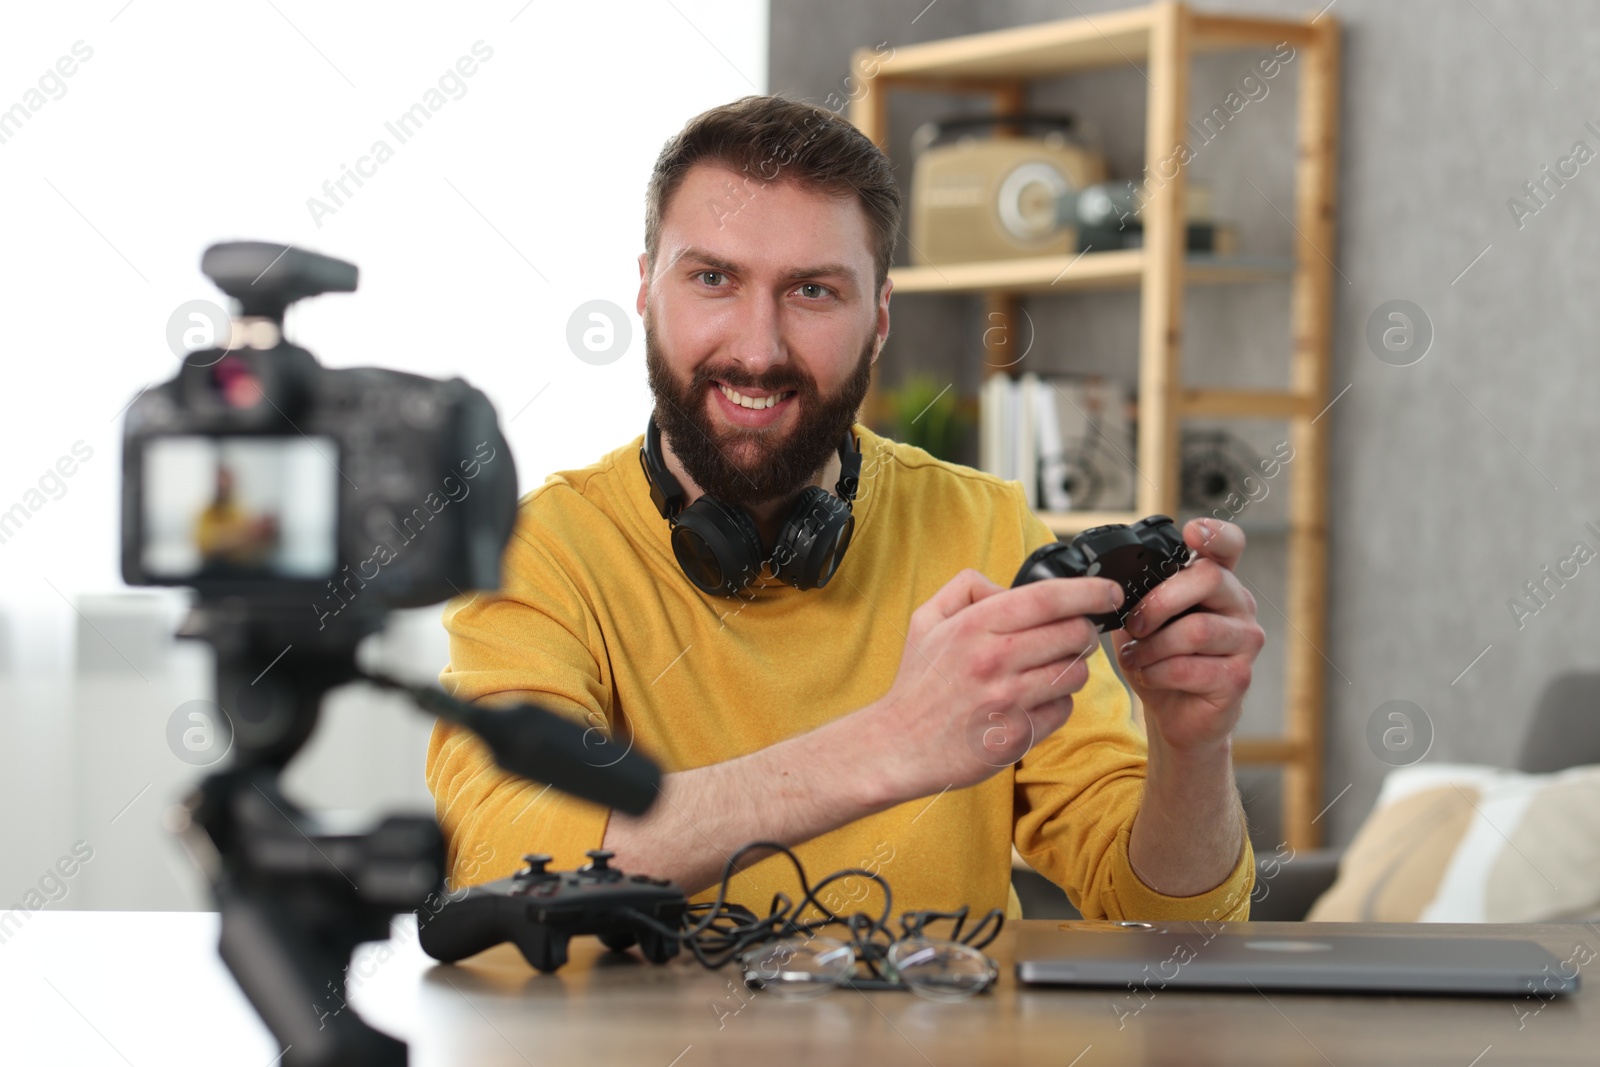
[865,568,1124,801]
[1108,518,1265,753]
[1111,518,1263,898]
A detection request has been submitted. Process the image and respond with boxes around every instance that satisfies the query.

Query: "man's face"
[638,163,890,508]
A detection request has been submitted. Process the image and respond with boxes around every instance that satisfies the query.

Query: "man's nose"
[724,292,785,377]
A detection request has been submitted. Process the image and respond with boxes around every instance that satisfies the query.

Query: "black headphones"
[639,415,863,597]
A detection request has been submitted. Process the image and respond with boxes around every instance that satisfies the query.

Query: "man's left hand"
[1107,518,1265,753]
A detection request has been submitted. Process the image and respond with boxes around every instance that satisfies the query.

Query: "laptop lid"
[1014,922,1581,997]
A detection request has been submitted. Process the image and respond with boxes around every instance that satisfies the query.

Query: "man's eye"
[696,270,726,287]
[796,283,830,299]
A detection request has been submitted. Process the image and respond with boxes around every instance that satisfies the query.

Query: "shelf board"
[871,7,1157,80]
[867,6,1313,84]
[1179,389,1312,419]
[889,250,1294,295]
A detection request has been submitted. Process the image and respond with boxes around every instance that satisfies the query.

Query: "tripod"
[170,601,659,1066]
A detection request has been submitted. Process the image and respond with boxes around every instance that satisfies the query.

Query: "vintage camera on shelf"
[1068,181,1237,255]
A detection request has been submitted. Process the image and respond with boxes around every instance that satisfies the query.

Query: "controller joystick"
[515,853,557,881]
[1012,514,1201,633]
[419,856,687,974]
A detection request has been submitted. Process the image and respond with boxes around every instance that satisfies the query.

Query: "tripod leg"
[217,887,407,1067]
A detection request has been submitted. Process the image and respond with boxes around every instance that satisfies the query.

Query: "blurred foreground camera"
[120,242,660,1067]
[121,240,515,625]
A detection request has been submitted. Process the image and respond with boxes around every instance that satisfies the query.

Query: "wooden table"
[2,912,1593,1065]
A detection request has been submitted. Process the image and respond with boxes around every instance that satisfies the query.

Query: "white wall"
[0,0,767,910]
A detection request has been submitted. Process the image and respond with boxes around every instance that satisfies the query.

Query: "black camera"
[116,242,662,1066]
[119,241,517,631]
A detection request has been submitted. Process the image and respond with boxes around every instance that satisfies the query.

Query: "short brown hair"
[644,94,902,295]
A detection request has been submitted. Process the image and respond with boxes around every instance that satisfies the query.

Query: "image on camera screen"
[141,435,338,580]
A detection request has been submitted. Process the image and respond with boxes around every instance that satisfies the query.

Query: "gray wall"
[770,0,1600,850]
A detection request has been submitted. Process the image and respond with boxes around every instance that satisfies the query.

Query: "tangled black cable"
[620,841,1004,993]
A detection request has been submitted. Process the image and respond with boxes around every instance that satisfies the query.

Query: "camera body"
[119,242,517,630]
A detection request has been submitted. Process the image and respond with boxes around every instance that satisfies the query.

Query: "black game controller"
[1011,515,1199,633]
[418,849,687,973]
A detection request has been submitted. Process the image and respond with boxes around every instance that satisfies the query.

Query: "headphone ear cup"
[771,486,855,591]
[669,496,766,597]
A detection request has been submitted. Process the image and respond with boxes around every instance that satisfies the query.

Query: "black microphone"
[362,673,661,816]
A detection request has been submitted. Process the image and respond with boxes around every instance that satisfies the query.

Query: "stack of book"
[979,372,1135,512]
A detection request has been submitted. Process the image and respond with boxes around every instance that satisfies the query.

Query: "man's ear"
[636,252,650,317]
[872,276,893,363]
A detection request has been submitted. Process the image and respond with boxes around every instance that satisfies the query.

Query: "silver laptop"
[1015,921,1581,996]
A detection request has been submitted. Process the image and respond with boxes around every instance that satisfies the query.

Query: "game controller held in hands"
[1011,515,1199,633]
[418,850,688,974]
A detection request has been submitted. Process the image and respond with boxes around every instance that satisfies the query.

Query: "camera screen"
[141,436,338,580]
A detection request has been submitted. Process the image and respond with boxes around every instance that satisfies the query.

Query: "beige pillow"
[1307,764,1600,922]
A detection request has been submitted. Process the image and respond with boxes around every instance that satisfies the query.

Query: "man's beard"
[644,318,874,509]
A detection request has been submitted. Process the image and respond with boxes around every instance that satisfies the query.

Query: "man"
[426,94,1265,922]
[194,464,279,571]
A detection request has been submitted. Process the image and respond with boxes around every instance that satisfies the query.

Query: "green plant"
[880,374,974,463]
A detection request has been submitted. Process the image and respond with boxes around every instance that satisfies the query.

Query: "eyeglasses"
[738,908,1002,1002]
[618,842,1007,1003]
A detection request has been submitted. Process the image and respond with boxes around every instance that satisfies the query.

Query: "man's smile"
[708,380,798,428]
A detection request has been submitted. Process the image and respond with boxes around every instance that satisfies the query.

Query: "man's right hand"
[862,568,1123,802]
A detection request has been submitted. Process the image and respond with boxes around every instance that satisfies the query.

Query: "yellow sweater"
[427,422,1254,921]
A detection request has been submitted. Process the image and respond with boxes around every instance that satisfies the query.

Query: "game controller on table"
[1011,514,1202,633]
[418,849,688,973]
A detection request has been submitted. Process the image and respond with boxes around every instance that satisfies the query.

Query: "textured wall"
[769,0,1600,850]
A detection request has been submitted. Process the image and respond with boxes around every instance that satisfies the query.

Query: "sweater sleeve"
[425,521,617,889]
[1007,488,1255,921]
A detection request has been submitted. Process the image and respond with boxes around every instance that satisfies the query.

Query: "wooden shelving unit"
[849,2,1339,849]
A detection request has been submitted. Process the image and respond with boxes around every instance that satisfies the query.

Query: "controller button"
[584,849,616,870]
[517,853,554,877]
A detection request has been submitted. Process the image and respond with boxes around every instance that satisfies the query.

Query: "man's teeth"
[717,383,793,410]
